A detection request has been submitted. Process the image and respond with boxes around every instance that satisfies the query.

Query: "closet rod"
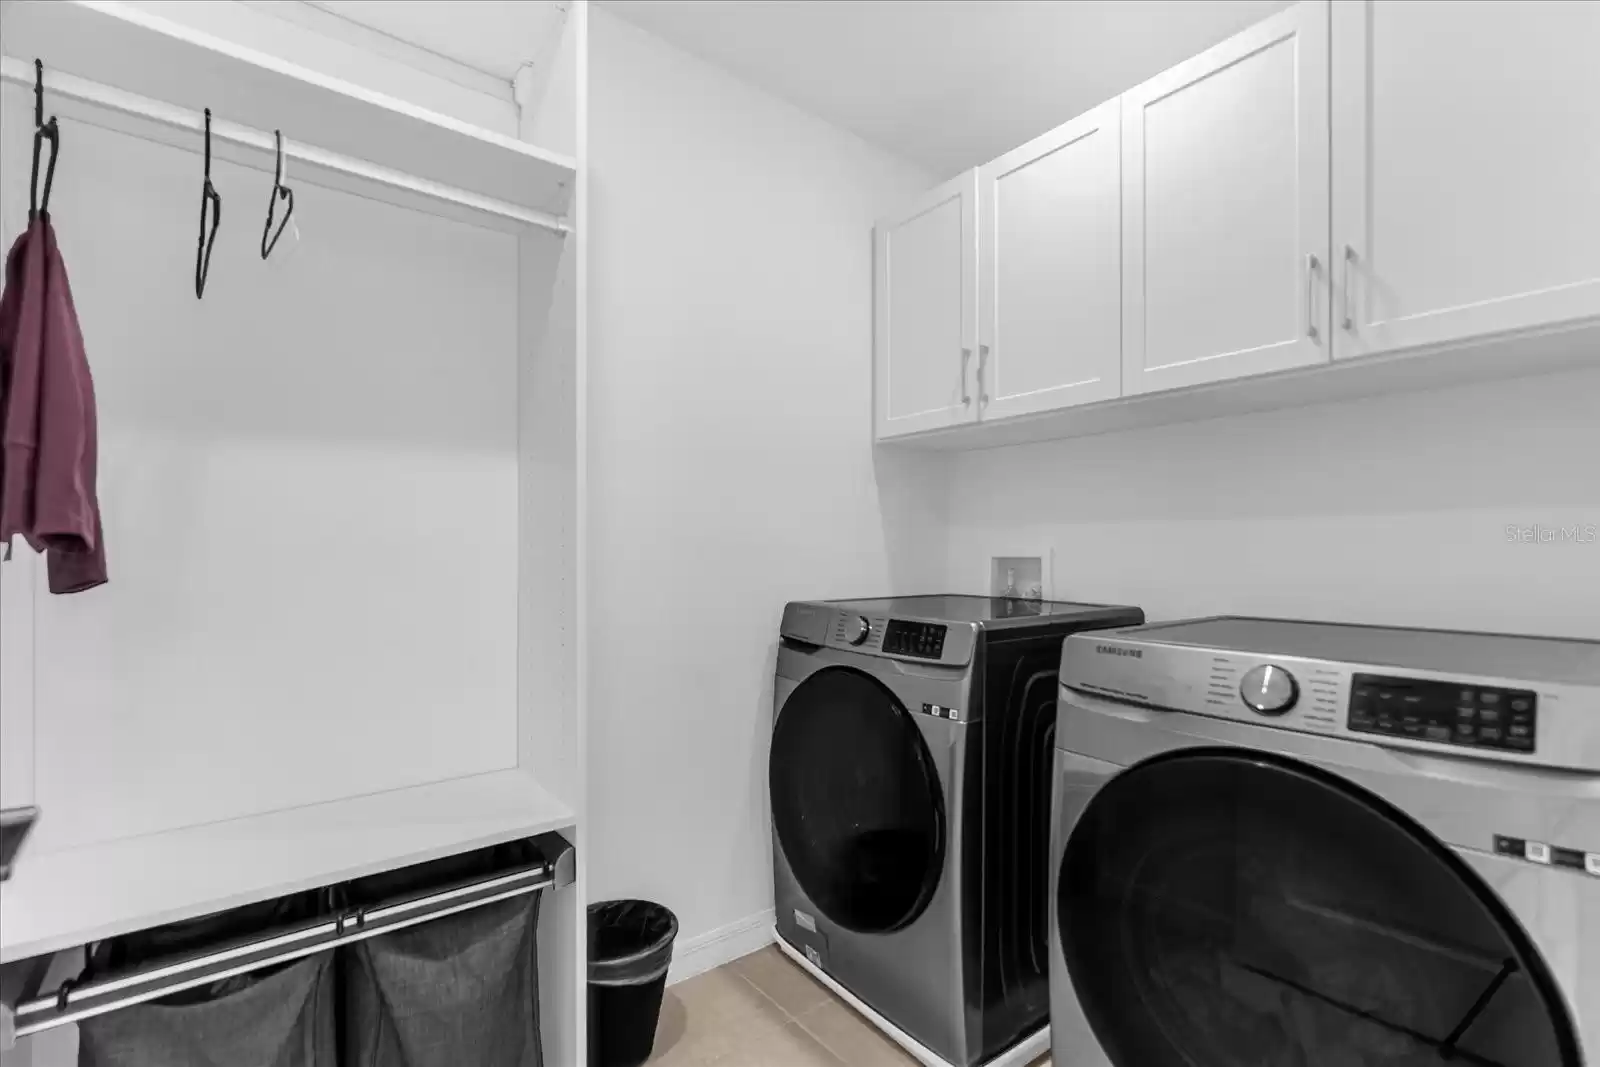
[10,849,562,1038]
[0,57,572,235]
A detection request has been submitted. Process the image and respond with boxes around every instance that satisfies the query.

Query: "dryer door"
[1057,748,1582,1067]
[770,666,946,934]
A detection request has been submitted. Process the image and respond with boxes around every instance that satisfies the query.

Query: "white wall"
[943,367,1600,639]
[0,83,522,845]
[600,0,1292,179]
[586,8,941,971]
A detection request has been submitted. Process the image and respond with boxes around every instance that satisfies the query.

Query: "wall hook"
[260,130,295,260]
[196,108,222,299]
[30,59,61,221]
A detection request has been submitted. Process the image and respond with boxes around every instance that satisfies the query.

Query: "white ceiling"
[600,0,1292,177]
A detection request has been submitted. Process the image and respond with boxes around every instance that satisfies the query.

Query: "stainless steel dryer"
[1049,616,1599,1067]
[771,594,1143,1067]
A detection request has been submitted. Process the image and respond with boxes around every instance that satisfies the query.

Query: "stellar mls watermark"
[1505,523,1597,545]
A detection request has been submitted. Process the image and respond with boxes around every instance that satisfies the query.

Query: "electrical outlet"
[990,555,1045,600]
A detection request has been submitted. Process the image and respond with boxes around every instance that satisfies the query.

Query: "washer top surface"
[829,593,1128,628]
[1123,616,1600,686]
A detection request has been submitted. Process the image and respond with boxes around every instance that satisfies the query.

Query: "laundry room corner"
[5,2,1596,1065]
[583,5,954,985]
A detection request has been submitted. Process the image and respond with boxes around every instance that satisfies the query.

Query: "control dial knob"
[847,616,871,646]
[1240,664,1298,716]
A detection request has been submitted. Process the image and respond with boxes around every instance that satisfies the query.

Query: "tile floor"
[646,945,1051,1066]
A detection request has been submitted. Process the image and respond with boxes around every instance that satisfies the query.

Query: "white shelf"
[0,770,574,963]
[2,0,575,225]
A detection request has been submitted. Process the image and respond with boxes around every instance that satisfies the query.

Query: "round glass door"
[1058,749,1580,1067]
[770,666,945,933]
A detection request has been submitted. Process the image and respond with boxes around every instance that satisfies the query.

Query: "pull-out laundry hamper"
[341,841,546,1067]
[77,892,336,1067]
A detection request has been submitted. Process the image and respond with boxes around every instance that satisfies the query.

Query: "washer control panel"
[883,620,947,660]
[1348,674,1537,753]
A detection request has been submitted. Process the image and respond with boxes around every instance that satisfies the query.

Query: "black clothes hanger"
[30,59,60,221]
[195,108,222,299]
[260,129,295,260]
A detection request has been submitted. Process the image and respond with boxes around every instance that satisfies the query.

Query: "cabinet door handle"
[960,347,972,405]
[1305,253,1321,343]
[1342,245,1356,331]
[978,344,990,403]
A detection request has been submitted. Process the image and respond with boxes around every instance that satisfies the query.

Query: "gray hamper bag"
[344,890,543,1067]
[77,950,337,1067]
[77,891,335,1067]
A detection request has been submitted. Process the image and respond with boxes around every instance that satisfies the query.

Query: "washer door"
[770,666,945,934]
[1058,749,1581,1067]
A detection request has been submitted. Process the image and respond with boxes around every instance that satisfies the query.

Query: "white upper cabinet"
[874,171,978,438]
[976,100,1123,420]
[1332,1,1600,360]
[871,0,1600,448]
[1121,1,1331,395]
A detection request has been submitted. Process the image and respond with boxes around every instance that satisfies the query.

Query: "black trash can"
[587,900,678,1067]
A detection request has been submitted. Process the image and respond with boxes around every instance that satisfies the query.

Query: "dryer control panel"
[1348,674,1537,753]
[883,620,947,660]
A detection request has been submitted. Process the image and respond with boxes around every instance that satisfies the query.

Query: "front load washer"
[1049,616,1599,1067]
[771,594,1143,1067]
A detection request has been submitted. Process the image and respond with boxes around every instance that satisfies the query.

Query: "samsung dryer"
[1049,616,1598,1067]
[771,594,1143,1067]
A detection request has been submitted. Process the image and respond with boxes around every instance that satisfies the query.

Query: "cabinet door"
[1121,1,1330,395]
[977,100,1122,420]
[1332,1,1600,360]
[874,171,978,439]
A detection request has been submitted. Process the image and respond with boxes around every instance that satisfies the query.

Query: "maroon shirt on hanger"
[0,216,107,593]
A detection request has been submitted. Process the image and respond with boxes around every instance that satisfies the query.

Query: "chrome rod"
[0,57,572,235]
[13,861,554,1037]
[18,925,346,1035]
[336,882,546,949]
[361,865,547,925]
[20,920,340,1010]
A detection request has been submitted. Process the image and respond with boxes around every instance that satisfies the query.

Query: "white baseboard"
[666,908,776,985]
